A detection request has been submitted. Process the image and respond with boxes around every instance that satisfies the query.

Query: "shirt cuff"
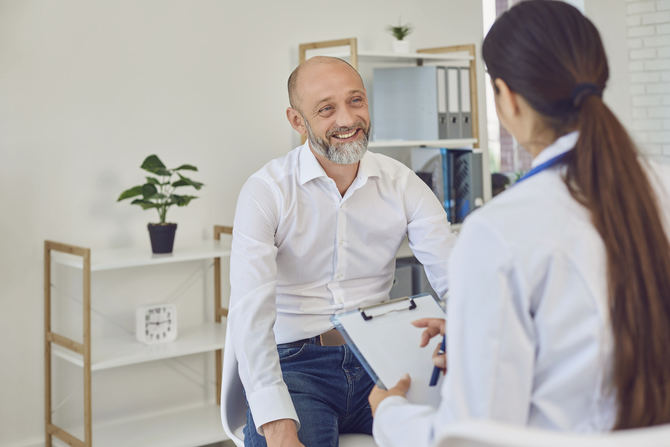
[247,383,300,435]
[376,395,408,419]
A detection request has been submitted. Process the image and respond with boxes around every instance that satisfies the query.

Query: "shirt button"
[335,273,344,280]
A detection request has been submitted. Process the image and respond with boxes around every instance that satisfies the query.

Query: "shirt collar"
[298,141,328,185]
[298,141,381,185]
[532,131,579,168]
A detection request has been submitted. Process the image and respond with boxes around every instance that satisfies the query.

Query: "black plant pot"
[147,223,177,254]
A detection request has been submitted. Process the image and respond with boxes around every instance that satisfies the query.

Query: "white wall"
[0,1,485,445]
[586,0,670,162]
[586,0,634,129]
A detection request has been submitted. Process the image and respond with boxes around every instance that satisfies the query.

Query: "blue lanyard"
[516,151,571,184]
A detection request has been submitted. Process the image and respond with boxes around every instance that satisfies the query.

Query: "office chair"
[220,333,377,447]
[433,419,670,447]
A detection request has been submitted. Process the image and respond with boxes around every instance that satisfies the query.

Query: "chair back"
[433,420,670,447]
[220,325,245,447]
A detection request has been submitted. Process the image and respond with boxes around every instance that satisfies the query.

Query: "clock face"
[136,304,177,344]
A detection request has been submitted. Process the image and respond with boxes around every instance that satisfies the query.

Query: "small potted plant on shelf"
[118,154,204,254]
[387,20,412,53]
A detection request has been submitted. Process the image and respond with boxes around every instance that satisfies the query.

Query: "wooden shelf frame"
[44,226,232,447]
[45,240,92,447]
[416,43,480,149]
[213,224,232,405]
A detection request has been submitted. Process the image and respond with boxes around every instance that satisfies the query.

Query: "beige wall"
[0,1,485,445]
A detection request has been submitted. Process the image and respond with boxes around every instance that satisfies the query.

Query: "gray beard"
[304,119,369,165]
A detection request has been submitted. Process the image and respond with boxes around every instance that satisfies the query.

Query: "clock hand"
[147,320,171,326]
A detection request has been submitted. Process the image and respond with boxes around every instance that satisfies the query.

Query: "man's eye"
[319,106,334,114]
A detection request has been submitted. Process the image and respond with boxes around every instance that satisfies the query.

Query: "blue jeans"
[243,336,374,447]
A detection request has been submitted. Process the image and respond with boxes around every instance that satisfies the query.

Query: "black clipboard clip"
[359,296,417,321]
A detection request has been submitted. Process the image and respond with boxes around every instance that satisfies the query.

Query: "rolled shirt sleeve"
[404,171,456,298]
[228,176,299,433]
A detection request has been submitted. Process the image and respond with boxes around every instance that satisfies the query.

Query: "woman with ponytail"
[368,1,670,445]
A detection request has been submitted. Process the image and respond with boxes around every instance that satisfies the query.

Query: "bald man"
[225,56,456,447]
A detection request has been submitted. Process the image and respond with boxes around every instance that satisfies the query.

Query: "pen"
[429,335,446,386]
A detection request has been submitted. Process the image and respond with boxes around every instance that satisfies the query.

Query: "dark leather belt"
[278,328,346,348]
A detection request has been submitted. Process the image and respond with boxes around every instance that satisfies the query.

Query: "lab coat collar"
[532,131,579,168]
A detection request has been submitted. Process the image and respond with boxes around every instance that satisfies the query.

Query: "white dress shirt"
[228,141,456,433]
[372,132,670,446]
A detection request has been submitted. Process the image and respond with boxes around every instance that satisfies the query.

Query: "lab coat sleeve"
[404,171,456,298]
[228,176,299,434]
[372,214,535,447]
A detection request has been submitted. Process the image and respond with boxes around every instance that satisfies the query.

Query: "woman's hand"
[413,318,447,372]
[368,374,411,416]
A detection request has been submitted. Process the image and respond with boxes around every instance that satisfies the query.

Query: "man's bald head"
[287,56,363,111]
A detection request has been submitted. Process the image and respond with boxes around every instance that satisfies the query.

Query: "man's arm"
[403,171,456,297]
[228,176,300,440]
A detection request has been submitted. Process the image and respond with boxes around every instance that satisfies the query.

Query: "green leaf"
[141,183,158,199]
[175,164,198,171]
[130,198,160,210]
[145,176,160,185]
[171,194,198,206]
[141,155,165,171]
[141,155,172,176]
[173,174,204,190]
[117,185,144,201]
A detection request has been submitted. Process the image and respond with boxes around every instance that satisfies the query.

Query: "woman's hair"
[482,0,670,429]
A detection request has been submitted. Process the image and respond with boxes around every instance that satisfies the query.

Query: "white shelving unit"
[44,226,232,447]
[368,138,478,150]
[52,323,226,371]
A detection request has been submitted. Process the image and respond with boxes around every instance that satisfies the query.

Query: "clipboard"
[331,294,445,408]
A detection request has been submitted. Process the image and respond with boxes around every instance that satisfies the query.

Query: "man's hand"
[368,374,411,417]
[262,419,305,447]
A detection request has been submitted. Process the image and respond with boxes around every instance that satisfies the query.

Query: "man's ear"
[493,78,520,118]
[286,107,306,136]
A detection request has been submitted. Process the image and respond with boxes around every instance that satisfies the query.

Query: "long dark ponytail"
[483,0,670,429]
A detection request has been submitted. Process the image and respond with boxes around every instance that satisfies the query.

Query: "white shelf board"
[369,138,478,149]
[52,239,231,271]
[53,322,226,371]
[328,49,474,62]
[54,403,227,447]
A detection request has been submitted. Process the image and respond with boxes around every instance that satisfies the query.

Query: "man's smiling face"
[292,58,370,165]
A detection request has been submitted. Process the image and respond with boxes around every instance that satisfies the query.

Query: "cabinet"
[44,225,232,447]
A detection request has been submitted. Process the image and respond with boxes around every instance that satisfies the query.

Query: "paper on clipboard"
[331,294,445,408]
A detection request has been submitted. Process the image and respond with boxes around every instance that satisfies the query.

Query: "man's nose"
[333,105,358,127]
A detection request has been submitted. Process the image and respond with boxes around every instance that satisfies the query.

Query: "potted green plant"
[387,20,412,53]
[118,154,204,254]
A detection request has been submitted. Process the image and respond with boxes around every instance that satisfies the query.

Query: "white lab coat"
[372,132,670,447]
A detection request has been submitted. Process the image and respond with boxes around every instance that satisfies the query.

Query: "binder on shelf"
[440,148,456,222]
[453,151,484,222]
[331,294,445,407]
[446,67,461,138]
[437,67,448,139]
[459,67,473,138]
[372,66,451,141]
